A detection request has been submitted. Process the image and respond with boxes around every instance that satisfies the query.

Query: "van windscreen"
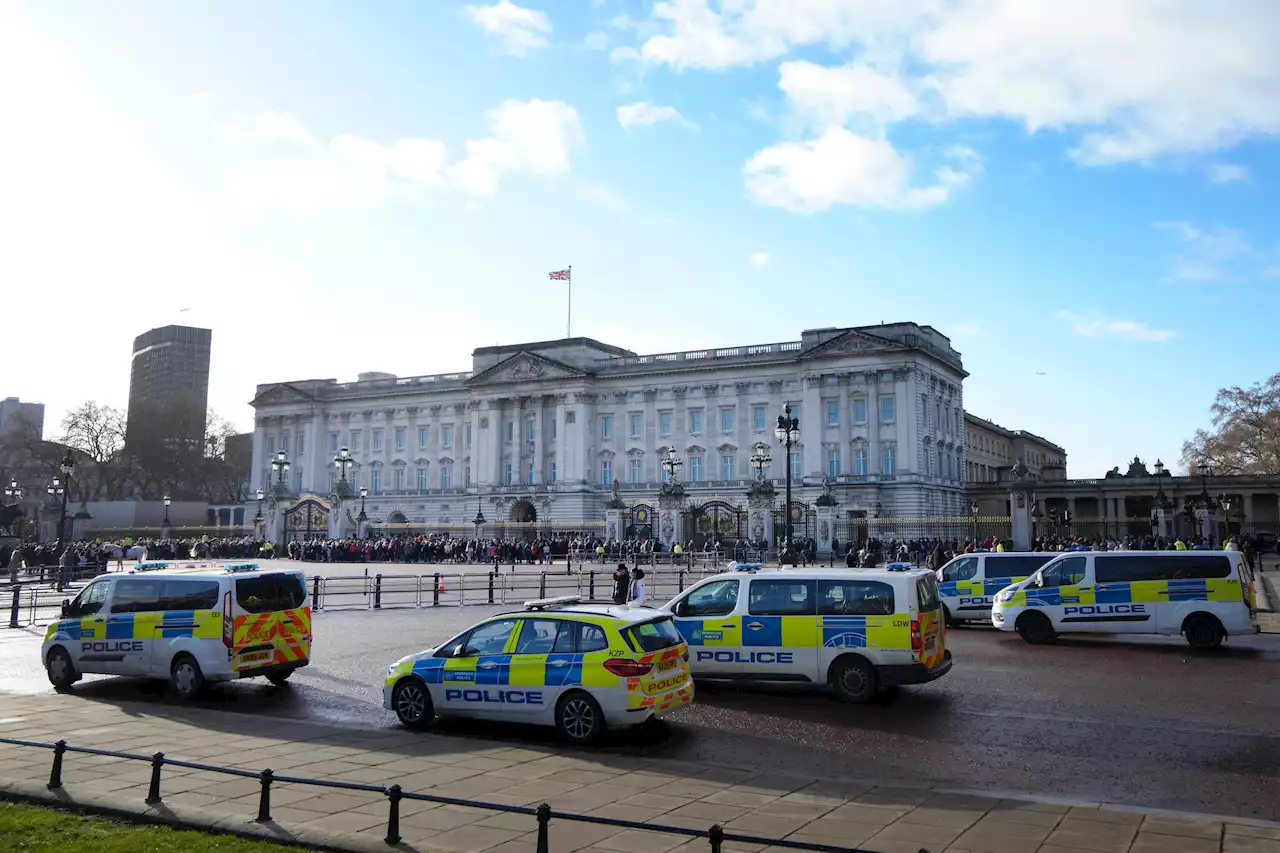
[236,574,306,614]
[916,575,941,612]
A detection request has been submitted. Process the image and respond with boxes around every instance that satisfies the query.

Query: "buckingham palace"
[249,323,969,542]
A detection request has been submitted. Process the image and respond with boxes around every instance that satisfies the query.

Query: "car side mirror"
[452,644,469,658]
[1034,576,1045,588]
[60,600,71,619]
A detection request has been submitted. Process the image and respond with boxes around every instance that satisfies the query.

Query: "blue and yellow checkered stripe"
[1012,579,1242,608]
[940,576,1027,598]
[45,611,220,642]
[674,617,742,647]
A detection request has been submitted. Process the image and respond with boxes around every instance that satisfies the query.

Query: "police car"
[660,565,951,703]
[42,564,311,699]
[936,552,1058,625]
[383,597,692,744]
[992,550,1258,650]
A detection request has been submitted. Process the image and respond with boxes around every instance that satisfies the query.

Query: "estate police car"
[993,550,1258,650]
[660,564,951,703]
[43,563,311,699]
[383,597,692,744]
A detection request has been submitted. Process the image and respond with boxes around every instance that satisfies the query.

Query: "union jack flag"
[548,269,571,280]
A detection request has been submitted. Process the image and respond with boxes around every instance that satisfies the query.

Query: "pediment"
[802,330,907,359]
[251,383,316,407]
[626,447,645,457]
[685,444,706,454]
[466,351,587,387]
[717,443,738,453]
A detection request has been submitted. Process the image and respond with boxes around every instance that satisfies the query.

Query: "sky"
[2,0,1278,479]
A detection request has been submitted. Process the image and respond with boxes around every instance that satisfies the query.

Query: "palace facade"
[248,324,969,532]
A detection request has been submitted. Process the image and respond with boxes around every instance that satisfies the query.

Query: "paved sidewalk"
[0,693,1278,853]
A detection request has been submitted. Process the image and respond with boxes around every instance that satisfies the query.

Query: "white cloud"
[1154,221,1252,282]
[778,61,918,128]
[616,101,690,129]
[748,251,772,267]
[1057,311,1176,342]
[1207,163,1250,184]
[221,99,582,212]
[214,111,314,147]
[623,0,1280,165]
[451,99,584,197]
[743,128,975,213]
[464,1,552,57]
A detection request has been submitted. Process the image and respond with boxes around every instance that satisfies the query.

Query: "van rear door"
[914,573,945,669]
[232,572,311,671]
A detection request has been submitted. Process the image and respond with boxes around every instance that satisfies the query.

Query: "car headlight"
[995,590,1015,604]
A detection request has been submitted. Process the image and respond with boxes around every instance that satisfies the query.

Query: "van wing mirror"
[60,599,71,619]
[452,644,469,658]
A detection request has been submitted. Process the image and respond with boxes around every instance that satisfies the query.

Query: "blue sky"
[2,0,1278,478]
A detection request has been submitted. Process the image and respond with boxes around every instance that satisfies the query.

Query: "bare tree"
[59,401,129,500]
[1181,372,1280,475]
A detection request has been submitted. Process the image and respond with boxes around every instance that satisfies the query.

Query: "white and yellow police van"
[937,552,1059,625]
[992,550,1257,650]
[42,563,312,699]
[383,596,692,745]
[661,566,951,703]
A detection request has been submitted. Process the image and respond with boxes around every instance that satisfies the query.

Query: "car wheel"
[169,654,205,700]
[266,671,293,686]
[829,657,877,704]
[393,678,434,729]
[556,691,605,745]
[46,646,78,692]
[1184,614,1225,652]
[1015,612,1055,645]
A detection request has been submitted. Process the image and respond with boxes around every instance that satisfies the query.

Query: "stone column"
[658,490,685,550]
[605,508,624,544]
[491,399,505,486]
[251,417,267,494]
[1243,493,1255,526]
[643,389,658,481]
[734,382,751,480]
[747,490,775,552]
[533,396,544,484]
[816,505,835,555]
[801,376,821,477]
[265,496,284,545]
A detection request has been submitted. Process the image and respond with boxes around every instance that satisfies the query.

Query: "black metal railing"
[0,736,930,853]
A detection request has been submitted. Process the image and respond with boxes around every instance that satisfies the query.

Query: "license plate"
[239,651,270,664]
[657,658,678,672]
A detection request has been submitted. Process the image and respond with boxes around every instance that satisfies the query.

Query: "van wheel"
[46,647,79,692]
[556,691,605,745]
[1015,612,1055,645]
[169,654,205,700]
[392,678,434,728]
[830,657,877,704]
[1184,615,1225,651]
[266,671,293,686]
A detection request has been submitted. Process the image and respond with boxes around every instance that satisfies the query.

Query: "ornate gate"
[772,500,816,547]
[684,500,744,550]
[284,498,330,542]
[625,503,654,540]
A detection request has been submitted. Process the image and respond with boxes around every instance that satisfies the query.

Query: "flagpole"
[566,265,572,338]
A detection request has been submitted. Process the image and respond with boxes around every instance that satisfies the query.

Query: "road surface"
[3,606,1278,818]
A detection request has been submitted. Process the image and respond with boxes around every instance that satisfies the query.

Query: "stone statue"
[815,475,837,507]
[1104,466,1122,478]
[0,504,24,536]
[1009,457,1030,482]
[604,478,626,509]
[1124,456,1149,478]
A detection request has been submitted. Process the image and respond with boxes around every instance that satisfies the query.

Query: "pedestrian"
[629,567,647,607]
[611,563,630,604]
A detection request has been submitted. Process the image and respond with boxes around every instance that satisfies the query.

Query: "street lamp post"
[333,446,353,492]
[51,451,74,551]
[749,445,771,481]
[163,494,171,526]
[774,404,800,566]
[357,485,368,537]
[661,448,684,484]
[271,450,291,493]
[254,488,264,536]
[969,501,979,543]
[4,479,21,540]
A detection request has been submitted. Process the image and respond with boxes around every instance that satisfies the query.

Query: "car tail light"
[604,659,653,678]
[910,619,923,662]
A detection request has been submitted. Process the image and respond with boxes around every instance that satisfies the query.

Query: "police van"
[42,564,311,698]
[936,552,1059,624]
[383,597,692,745]
[992,550,1257,650]
[661,566,951,703]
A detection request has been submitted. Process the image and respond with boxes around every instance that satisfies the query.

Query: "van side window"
[71,581,110,617]
[110,579,163,614]
[159,580,220,611]
[1040,557,1086,587]
[941,557,978,582]
[818,581,894,616]
[677,580,740,617]
[1095,555,1231,583]
[235,574,306,614]
[748,580,816,616]
[987,555,1054,578]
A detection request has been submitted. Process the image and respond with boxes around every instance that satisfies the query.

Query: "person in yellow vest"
[1174,538,1187,550]
[995,541,1005,552]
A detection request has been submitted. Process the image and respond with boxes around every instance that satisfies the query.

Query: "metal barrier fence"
[308,566,729,612]
[0,736,925,853]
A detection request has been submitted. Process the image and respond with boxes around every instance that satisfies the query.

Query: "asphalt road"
[3,606,1279,819]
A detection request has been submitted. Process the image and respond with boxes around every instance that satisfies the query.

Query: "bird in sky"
[1036,372,1046,376]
